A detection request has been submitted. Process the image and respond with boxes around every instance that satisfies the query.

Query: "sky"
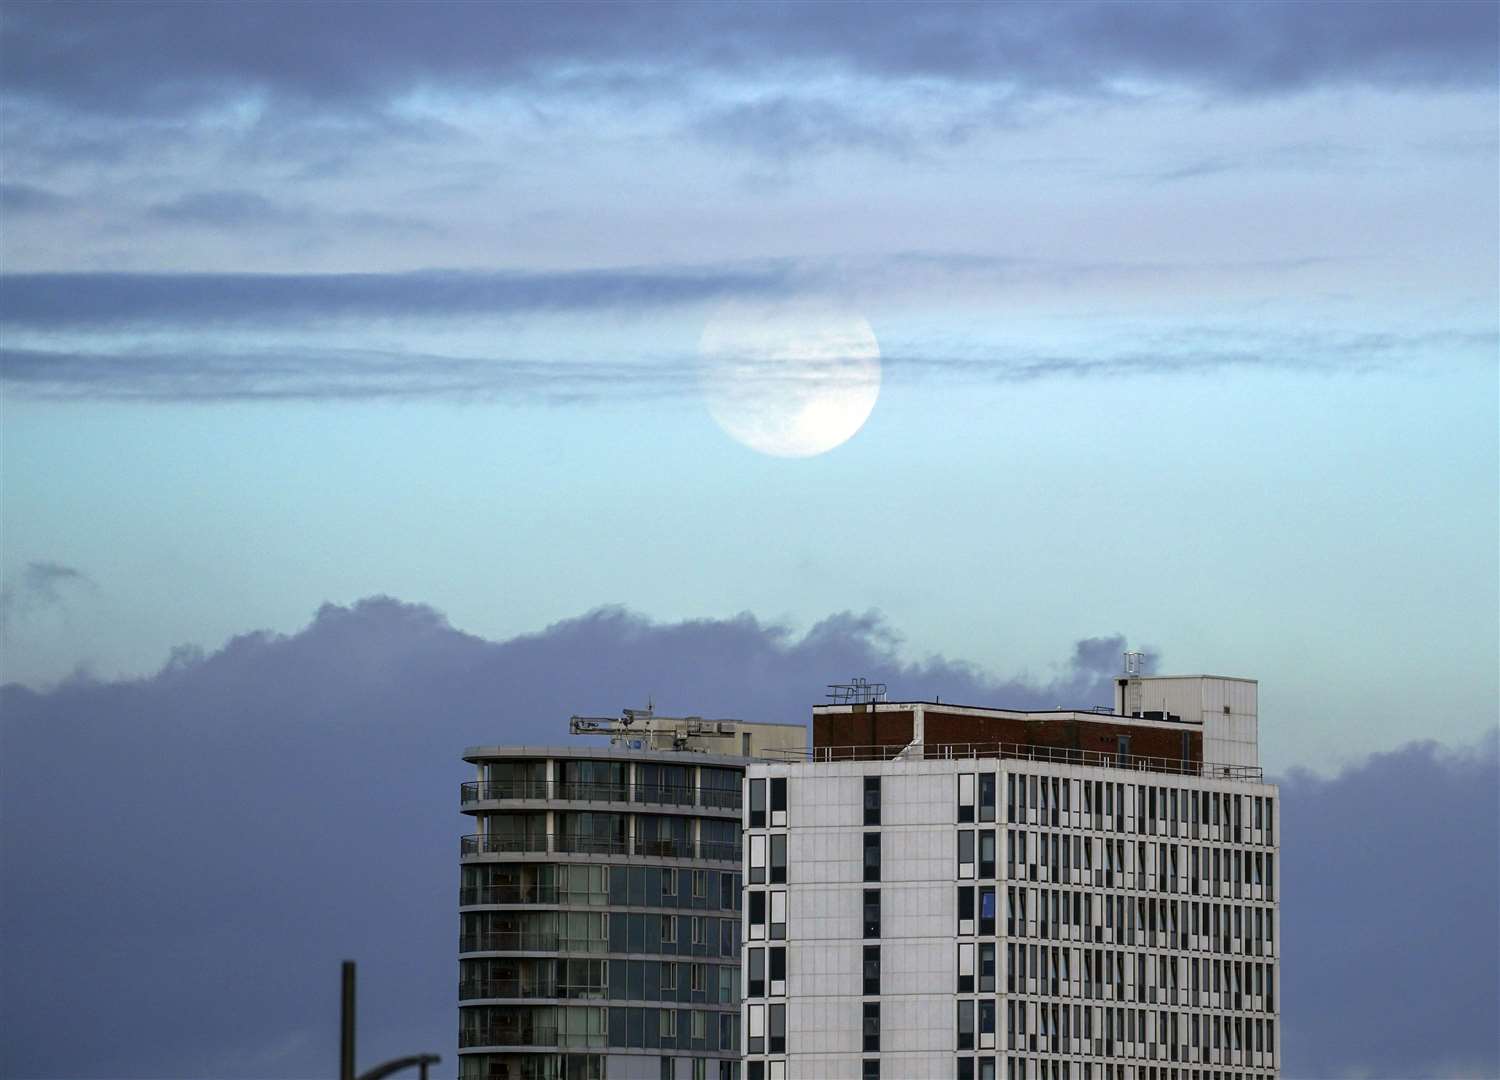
[0,2,1497,1077]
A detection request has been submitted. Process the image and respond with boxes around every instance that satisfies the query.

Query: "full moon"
[698,301,881,458]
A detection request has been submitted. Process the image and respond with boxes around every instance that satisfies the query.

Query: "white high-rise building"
[741,675,1279,1080]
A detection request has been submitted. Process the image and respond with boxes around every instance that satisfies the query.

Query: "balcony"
[459,978,607,1001]
[461,833,741,863]
[460,931,562,953]
[459,1025,560,1049]
[462,780,741,811]
[460,884,560,906]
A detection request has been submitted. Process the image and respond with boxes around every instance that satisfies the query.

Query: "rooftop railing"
[461,780,742,811]
[461,833,742,863]
[763,741,1264,782]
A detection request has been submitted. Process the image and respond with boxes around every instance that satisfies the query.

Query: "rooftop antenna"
[569,705,737,752]
[826,677,888,705]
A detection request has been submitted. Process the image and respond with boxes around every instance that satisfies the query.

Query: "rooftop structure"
[458,714,804,1080]
[743,671,1279,1080]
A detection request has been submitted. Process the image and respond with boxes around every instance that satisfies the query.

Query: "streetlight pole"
[339,960,440,1080]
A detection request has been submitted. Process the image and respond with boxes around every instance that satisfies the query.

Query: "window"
[862,1062,879,1080]
[769,1003,786,1053]
[691,963,706,992]
[748,892,765,941]
[864,832,881,882]
[769,778,787,827]
[958,941,975,992]
[979,887,996,936]
[979,1000,995,1049]
[958,999,975,1050]
[769,891,786,940]
[660,1056,674,1080]
[661,1009,678,1038]
[958,886,974,935]
[750,835,767,884]
[662,869,677,898]
[748,1064,764,1080]
[958,830,975,878]
[979,773,997,822]
[693,871,707,899]
[979,831,996,879]
[662,915,678,943]
[662,961,677,991]
[749,780,766,829]
[978,942,996,992]
[864,776,882,825]
[958,773,975,823]
[863,945,880,995]
[769,834,787,885]
[769,946,786,995]
[747,949,764,997]
[1116,735,1130,766]
[863,889,881,938]
[863,1001,881,1052]
[747,1004,764,1054]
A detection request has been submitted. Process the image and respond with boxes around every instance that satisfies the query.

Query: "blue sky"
[1,5,1498,1076]
[4,1,1496,772]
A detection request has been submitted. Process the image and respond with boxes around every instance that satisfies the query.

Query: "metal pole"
[340,960,356,1080]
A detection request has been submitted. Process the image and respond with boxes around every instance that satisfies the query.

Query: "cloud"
[1,597,1493,1076]
[2,324,1491,404]
[0,264,800,330]
[145,188,432,233]
[0,181,68,214]
[1278,732,1500,1076]
[0,597,1139,1076]
[0,560,97,639]
[2,2,1494,124]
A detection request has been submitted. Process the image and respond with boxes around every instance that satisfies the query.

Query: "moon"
[698,301,881,458]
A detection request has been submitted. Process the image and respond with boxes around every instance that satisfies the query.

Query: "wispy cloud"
[3,326,1490,404]
[0,561,97,639]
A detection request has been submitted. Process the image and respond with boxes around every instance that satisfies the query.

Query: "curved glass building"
[459,721,804,1080]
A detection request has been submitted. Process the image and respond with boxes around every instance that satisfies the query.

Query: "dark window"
[863,945,881,995]
[748,1063,764,1080]
[958,886,974,932]
[979,773,996,822]
[769,946,785,990]
[958,1058,975,1080]
[769,1003,786,1054]
[863,1061,880,1080]
[979,831,996,879]
[979,887,996,935]
[863,889,881,938]
[1116,735,1130,766]
[749,779,766,829]
[769,778,787,819]
[769,834,787,885]
[749,891,765,930]
[957,1000,975,1050]
[748,948,764,997]
[863,1001,881,1053]
[864,776,882,825]
[863,832,881,882]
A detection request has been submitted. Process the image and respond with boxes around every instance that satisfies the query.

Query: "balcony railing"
[459,1025,560,1048]
[459,978,608,1001]
[460,884,561,906]
[460,931,562,953]
[764,742,1264,782]
[461,833,741,863]
[462,780,741,811]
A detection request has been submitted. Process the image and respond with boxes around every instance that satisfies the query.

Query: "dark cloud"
[145,189,432,234]
[0,598,1140,1076]
[1,2,1493,122]
[1,597,1493,1076]
[1279,732,1500,1076]
[0,181,67,213]
[0,264,799,330]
